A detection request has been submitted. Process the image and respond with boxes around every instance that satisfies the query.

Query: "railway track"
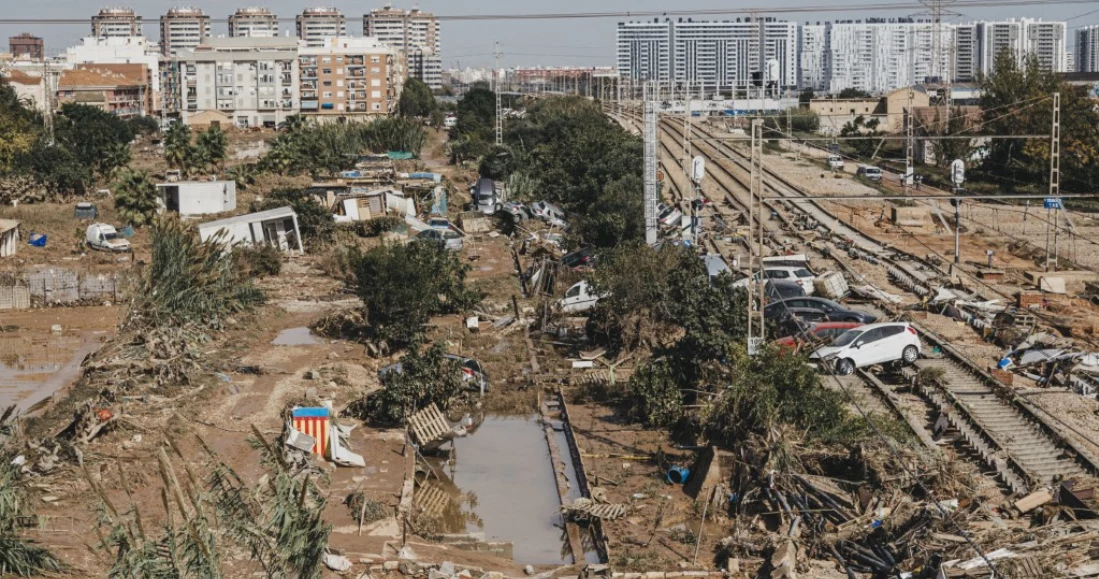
[610,105,1099,493]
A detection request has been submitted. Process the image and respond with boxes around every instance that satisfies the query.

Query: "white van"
[827,155,844,170]
[856,165,883,183]
[558,281,603,314]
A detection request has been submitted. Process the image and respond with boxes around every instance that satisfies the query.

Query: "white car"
[657,203,683,227]
[733,266,817,296]
[557,280,604,314]
[416,228,463,251]
[828,155,844,170]
[530,201,567,228]
[810,322,921,375]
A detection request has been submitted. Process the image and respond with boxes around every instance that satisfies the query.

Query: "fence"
[0,268,130,309]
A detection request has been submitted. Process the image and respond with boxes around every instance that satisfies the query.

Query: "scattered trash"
[27,233,47,247]
[324,553,352,572]
[665,466,690,484]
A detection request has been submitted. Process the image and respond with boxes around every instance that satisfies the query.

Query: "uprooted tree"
[0,408,64,577]
[347,240,479,350]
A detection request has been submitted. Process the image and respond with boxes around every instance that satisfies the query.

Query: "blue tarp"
[387,151,415,160]
[27,233,46,247]
[291,407,330,418]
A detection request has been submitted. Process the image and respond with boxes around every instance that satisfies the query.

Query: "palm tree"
[225,163,257,191]
[196,125,228,172]
[97,141,131,180]
[278,114,307,134]
[164,121,195,176]
[114,169,160,227]
[262,134,300,175]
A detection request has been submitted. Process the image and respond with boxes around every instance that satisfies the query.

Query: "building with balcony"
[363,4,441,89]
[160,7,211,56]
[298,37,400,121]
[229,7,279,38]
[9,34,44,61]
[297,7,347,48]
[66,36,161,111]
[57,64,150,117]
[167,37,300,128]
[92,7,143,39]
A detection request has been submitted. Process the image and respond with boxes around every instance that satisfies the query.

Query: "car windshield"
[831,328,864,347]
[794,269,813,278]
[103,232,119,240]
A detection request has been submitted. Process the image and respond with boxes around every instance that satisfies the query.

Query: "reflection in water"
[0,331,103,411]
[416,415,576,565]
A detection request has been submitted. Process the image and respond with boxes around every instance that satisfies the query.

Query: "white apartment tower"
[170,37,300,128]
[616,20,672,83]
[799,23,831,91]
[827,19,954,94]
[296,7,347,48]
[229,7,280,38]
[160,7,211,57]
[1078,26,1099,72]
[363,4,442,89]
[977,19,1066,74]
[92,7,142,38]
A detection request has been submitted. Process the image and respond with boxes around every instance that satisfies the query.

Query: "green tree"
[798,88,816,106]
[164,121,196,175]
[356,343,468,425]
[195,125,228,171]
[836,87,873,99]
[840,115,883,160]
[572,175,643,248]
[918,106,974,168]
[452,85,496,142]
[398,78,435,118]
[348,240,479,348]
[55,103,135,179]
[251,189,334,250]
[18,139,91,196]
[113,169,160,227]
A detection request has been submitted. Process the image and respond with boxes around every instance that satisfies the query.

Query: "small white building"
[0,220,20,258]
[333,187,416,222]
[198,206,303,253]
[157,180,237,216]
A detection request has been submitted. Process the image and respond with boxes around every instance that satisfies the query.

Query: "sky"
[4,0,1099,67]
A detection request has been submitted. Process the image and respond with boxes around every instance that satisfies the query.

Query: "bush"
[252,189,334,251]
[348,240,479,349]
[349,343,468,425]
[338,216,403,238]
[234,244,282,278]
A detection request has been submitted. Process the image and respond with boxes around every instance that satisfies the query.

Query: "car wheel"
[902,345,919,364]
[835,358,855,376]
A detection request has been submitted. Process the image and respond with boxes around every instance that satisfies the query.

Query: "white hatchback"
[733,266,817,296]
[810,322,921,375]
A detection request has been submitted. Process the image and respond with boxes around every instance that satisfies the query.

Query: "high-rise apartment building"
[92,7,142,39]
[1078,26,1099,72]
[167,37,300,128]
[229,7,280,38]
[9,34,44,60]
[827,19,954,95]
[616,20,673,83]
[975,19,1065,75]
[363,4,441,89]
[298,37,401,120]
[953,23,980,82]
[798,23,831,91]
[297,7,347,48]
[160,7,211,57]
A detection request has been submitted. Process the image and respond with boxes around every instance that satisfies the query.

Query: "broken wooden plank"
[1013,489,1053,514]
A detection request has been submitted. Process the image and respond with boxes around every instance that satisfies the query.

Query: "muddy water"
[271,327,320,346]
[429,415,575,564]
[0,330,105,412]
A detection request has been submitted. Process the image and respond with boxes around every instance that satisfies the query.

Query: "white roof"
[198,206,296,230]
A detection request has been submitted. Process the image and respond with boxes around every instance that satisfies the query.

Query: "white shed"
[0,220,19,258]
[198,206,303,253]
[157,180,237,216]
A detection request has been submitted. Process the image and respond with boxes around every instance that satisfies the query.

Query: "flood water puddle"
[271,327,320,345]
[422,415,592,564]
[0,330,105,412]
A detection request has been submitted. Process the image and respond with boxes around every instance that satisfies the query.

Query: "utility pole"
[494,42,502,146]
[643,82,659,245]
[905,87,914,190]
[748,118,765,353]
[42,60,55,146]
[1046,91,1061,272]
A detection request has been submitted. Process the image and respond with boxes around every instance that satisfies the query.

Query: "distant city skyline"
[3,0,1098,68]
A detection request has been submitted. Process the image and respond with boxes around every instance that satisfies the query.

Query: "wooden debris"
[562,498,627,520]
[1014,489,1053,514]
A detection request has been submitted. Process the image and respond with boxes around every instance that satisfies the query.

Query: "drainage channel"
[420,413,599,566]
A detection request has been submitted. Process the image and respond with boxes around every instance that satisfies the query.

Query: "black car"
[763,297,877,323]
[561,247,597,270]
[764,280,806,300]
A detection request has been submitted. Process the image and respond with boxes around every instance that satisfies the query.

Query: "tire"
[835,358,855,376]
[902,345,919,365]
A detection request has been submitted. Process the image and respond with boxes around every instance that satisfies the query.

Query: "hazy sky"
[4,0,1097,67]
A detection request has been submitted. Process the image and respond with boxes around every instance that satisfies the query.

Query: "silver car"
[416,228,463,251]
[530,201,567,228]
[471,178,501,215]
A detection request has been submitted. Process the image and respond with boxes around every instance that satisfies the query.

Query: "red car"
[772,322,864,350]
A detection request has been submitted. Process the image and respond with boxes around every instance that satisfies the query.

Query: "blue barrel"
[665,466,690,484]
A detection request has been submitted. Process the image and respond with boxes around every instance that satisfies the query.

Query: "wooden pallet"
[562,498,627,520]
[407,404,452,448]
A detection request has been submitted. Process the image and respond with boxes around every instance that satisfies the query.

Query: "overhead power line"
[0,0,1096,25]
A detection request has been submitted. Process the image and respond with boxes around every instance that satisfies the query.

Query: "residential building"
[9,34,44,60]
[167,37,300,128]
[616,20,672,83]
[827,19,955,95]
[66,36,161,110]
[92,7,142,39]
[799,23,830,91]
[363,4,441,88]
[297,7,347,48]
[953,23,980,82]
[299,37,400,121]
[160,7,211,56]
[229,7,280,38]
[2,70,48,112]
[977,19,1066,74]
[57,64,150,117]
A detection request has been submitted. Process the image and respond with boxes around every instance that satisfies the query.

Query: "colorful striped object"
[291,407,330,458]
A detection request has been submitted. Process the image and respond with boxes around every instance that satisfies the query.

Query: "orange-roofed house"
[57,64,151,117]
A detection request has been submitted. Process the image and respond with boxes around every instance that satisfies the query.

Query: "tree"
[398,78,435,118]
[355,343,468,425]
[798,88,816,106]
[19,139,91,196]
[251,189,334,250]
[918,106,975,168]
[837,87,873,99]
[195,125,228,171]
[572,175,643,248]
[452,85,496,142]
[164,121,196,175]
[840,115,883,160]
[348,240,479,348]
[54,103,135,179]
[113,169,160,227]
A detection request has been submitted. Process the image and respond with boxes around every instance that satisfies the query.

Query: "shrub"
[234,244,282,278]
[349,343,468,425]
